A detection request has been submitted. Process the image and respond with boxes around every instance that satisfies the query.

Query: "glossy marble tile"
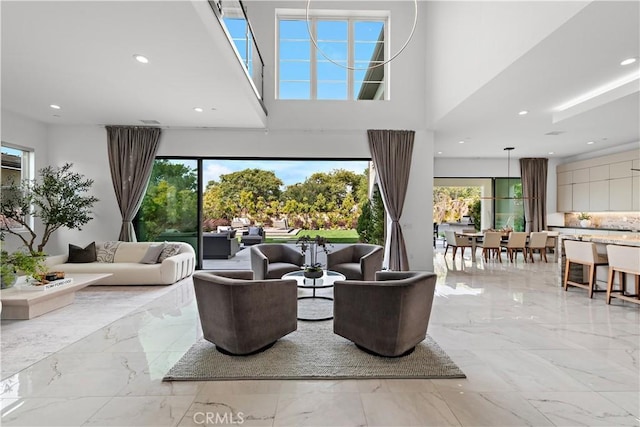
[0,247,638,427]
[0,397,109,426]
[273,392,366,426]
[83,395,196,426]
[523,391,639,426]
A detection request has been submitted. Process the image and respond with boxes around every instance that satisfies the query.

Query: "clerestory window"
[277,12,387,100]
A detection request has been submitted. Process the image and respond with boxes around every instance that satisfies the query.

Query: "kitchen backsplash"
[564,212,640,231]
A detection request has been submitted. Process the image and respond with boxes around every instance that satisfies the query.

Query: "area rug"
[163,321,465,381]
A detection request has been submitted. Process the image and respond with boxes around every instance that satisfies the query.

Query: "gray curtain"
[519,158,548,232]
[106,126,161,241]
[367,129,414,271]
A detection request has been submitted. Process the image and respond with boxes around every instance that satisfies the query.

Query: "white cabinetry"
[633,176,640,211]
[609,178,632,211]
[572,183,590,212]
[556,150,639,212]
[557,184,572,212]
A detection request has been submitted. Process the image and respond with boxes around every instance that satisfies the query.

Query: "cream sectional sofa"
[46,241,195,285]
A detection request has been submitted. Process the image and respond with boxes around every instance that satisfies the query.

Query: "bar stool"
[563,240,609,298]
[605,245,640,305]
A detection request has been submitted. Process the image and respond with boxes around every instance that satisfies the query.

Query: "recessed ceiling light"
[548,151,554,155]
[437,151,443,154]
[50,104,61,109]
[458,140,465,144]
[193,107,204,113]
[587,141,595,145]
[133,54,149,64]
[518,110,528,115]
[621,57,637,66]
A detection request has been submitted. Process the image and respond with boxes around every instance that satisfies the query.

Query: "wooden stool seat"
[605,245,640,305]
[563,240,609,298]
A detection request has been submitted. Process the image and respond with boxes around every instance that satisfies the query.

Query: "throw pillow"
[96,241,121,263]
[140,243,166,264]
[157,242,182,263]
[248,226,261,236]
[217,226,231,233]
[68,242,97,263]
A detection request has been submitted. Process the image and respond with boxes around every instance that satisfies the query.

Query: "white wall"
[44,125,120,255]
[425,1,589,125]
[0,110,49,253]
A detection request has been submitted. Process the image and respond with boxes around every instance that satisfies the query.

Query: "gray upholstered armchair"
[192,270,297,355]
[250,243,304,280]
[326,244,383,281]
[333,271,438,357]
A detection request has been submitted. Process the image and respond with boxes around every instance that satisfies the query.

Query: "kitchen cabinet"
[573,168,590,183]
[610,161,633,179]
[557,184,573,212]
[572,183,589,212]
[609,177,632,211]
[589,180,609,211]
[556,150,639,213]
[590,165,609,181]
[634,176,640,211]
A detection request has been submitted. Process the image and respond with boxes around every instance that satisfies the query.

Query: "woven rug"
[163,321,465,381]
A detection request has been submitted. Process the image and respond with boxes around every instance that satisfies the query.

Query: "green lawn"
[266,229,360,243]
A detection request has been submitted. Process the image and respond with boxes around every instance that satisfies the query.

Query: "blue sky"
[203,160,369,187]
[225,16,383,100]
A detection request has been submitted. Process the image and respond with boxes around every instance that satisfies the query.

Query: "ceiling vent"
[140,120,161,125]
[545,131,565,136]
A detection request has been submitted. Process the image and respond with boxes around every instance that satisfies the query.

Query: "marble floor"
[1,247,638,426]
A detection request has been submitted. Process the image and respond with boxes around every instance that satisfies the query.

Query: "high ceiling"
[432,1,640,158]
[2,1,639,159]
[1,0,266,129]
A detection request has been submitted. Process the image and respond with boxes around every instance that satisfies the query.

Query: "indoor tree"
[0,163,98,255]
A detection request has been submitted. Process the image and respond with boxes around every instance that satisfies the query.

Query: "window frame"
[1,142,35,232]
[276,10,389,101]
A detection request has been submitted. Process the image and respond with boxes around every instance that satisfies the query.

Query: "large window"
[1,144,34,231]
[277,13,386,100]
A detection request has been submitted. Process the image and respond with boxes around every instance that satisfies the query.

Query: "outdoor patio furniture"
[250,243,304,280]
[326,243,383,281]
[241,226,265,246]
[203,230,239,259]
[333,271,438,357]
[193,270,297,355]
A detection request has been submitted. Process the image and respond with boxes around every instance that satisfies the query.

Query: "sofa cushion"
[96,241,121,263]
[157,242,183,262]
[68,242,97,263]
[331,263,363,280]
[248,226,261,236]
[266,262,301,279]
[140,243,166,264]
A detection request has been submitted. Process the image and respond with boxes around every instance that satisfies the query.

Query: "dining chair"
[605,245,640,305]
[563,240,608,298]
[444,230,473,259]
[500,232,528,262]
[479,231,502,262]
[527,231,548,263]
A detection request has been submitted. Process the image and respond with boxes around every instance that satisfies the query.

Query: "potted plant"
[0,248,47,289]
[296,235,332,279]
[578,212,592,228]
[0,163,98,255]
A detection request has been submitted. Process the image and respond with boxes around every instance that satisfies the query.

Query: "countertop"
[548,225,638,232]
[560,234,640,247]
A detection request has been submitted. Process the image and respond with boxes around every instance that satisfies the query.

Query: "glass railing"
[209,0,264,104]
